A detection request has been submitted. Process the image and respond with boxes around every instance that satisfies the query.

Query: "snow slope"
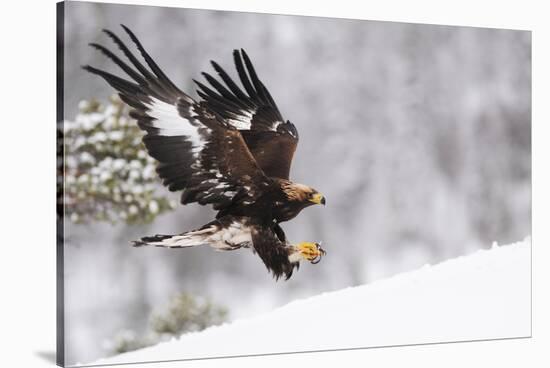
[91,239,531,366]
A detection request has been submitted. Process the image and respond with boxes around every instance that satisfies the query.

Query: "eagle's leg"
[273,222,287,242]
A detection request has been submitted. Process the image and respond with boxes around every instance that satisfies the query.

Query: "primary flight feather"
[84,25,326,280]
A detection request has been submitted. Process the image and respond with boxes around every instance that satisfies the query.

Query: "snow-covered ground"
[90,238,531,366]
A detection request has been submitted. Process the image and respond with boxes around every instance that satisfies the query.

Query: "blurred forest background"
[61,2,531,365]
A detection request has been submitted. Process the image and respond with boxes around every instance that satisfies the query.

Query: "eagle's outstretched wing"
[195,50,299,180]
[84,25,269,210]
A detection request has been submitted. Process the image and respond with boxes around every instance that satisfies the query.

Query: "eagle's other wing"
[84,26,269,210]
[195,50,299,180]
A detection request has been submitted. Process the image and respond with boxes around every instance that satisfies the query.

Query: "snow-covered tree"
[60,95,176,224]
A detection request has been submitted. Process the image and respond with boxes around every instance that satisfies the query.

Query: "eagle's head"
[288,242,327,264]
[282,182,326,207]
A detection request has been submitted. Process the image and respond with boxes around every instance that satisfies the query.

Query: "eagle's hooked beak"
[310,192,326,206]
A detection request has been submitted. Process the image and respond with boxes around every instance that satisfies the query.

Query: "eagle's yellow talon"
[297,242,326,263]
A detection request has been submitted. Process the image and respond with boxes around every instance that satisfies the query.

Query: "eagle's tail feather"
[132,226,216,249]
[132,217,253,251]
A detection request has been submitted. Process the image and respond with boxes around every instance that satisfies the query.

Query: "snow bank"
[92,238,531,366]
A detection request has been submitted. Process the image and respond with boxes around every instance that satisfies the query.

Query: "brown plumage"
[84,25,326,280]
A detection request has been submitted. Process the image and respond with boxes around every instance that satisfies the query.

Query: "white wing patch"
[226,109,286,134]
[143,99,250,205]
[271,121,283,131]
[227,108,255,130]
[145,97,209,151]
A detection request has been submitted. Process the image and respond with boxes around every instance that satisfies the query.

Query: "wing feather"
[210,60,251,102]
[119,24,182,96]
[240,49,269,103]
[196,49,299,179]
[84,25,269,210]
[232,50,258,99]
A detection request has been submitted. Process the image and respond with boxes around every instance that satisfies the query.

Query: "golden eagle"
[84,25,326,280]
